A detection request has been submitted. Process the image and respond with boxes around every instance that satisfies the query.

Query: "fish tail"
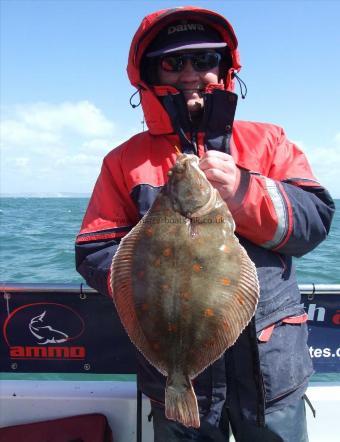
[165,372,200,428]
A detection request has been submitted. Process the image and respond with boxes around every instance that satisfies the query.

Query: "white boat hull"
[1,379,339,441]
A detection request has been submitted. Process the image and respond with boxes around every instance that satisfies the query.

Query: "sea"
[0,197,339,285]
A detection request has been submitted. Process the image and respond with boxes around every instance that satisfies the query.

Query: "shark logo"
[4,302,86,360]
[29,311,69,345]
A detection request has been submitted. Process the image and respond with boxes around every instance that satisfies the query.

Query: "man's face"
[157,50,220,115]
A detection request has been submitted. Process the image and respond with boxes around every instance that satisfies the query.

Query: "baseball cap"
[146,20,227,57]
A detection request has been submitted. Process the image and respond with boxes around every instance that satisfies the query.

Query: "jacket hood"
[127,6,242,134]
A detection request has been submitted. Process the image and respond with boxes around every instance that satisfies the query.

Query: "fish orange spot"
[153,201,162,210]
[152,342,160,351]
[222,320,229,331]
[221,244,230,253]
[221,277,231,286]
[163,248,172,257]
[204,308,214,317]
[193,263,202,272]
[237,295,245,305]
[180,291,191,301]
[204,338,215,348]
[168,323,177,333]
[154,258,161,267]
[145,227,153,237]
[181,307,190,320]
[161,283,170,291]
[141,303,149,311]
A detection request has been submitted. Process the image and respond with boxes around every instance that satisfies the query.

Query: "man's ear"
[218,48,233,88]
[140,56,159,85]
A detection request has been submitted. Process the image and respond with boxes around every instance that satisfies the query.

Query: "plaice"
[110,154,259,428]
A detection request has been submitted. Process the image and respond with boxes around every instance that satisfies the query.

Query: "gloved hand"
[199,150,241,202]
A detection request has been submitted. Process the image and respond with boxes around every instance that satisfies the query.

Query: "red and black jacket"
[75,6,334,426]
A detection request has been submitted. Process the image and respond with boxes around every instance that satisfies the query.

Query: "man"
[75,6,334,441]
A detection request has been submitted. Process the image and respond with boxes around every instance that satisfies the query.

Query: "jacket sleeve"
[229,127,335,257]
[75,152,139,296]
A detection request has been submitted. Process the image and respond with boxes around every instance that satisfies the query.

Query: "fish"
[110,153,259,428]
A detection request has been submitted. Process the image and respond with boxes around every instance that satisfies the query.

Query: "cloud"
[2,101,339,198]
[11,157,30,169]
[0,101,138,194]
[293,135,340,198]
[1,120,61,147]
[81,138,113,154]
[56,153,102,167]
[13,101,114,137]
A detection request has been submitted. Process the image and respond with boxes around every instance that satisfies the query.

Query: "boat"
[0,283,339,441]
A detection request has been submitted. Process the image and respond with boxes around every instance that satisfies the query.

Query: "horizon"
[1,193,340,201]
[0,192,91,198]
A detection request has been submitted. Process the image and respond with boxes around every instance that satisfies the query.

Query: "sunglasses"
[159,52,222,73]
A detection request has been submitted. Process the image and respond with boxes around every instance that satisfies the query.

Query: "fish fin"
[165,372,200,428]
[188,244,259,379]
[110,217,168,375]
[217,245,259,348]
[234,245,260,324]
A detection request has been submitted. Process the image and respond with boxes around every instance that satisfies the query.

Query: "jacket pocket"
[257,311,313,403]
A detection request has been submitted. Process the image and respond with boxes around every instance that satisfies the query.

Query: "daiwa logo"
[3,303,86,360]
[168,23,205,34]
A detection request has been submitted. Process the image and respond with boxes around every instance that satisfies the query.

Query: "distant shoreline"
[1,195,339,201]
[1,194,91,198]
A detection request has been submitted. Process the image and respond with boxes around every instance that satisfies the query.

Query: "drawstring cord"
[303,393,316,418]
[129,88,142,108]
[173,145,182,156]
[233,72,248,99]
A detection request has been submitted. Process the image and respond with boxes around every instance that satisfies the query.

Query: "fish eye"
[174,164,185,173]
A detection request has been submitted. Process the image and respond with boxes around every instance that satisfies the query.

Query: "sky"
[1,0,340,197]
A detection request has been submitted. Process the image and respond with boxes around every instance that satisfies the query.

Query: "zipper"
[191,131,198,155]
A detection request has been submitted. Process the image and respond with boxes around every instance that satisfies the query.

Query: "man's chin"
[184,92,203,108]
[187,99,204,114]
